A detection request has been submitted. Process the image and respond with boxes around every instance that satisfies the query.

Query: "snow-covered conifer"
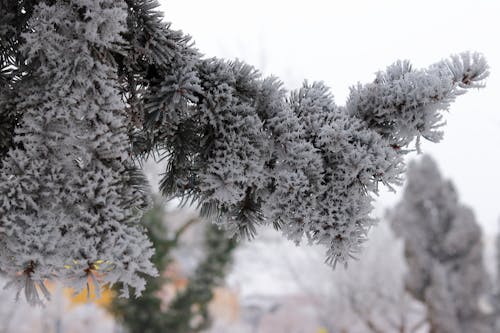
[390,155,494,333]
[50,1,496,268]
[0,0,156,304]
[0,0,490,299]
[95,0,491,268]
[141,44,488,267]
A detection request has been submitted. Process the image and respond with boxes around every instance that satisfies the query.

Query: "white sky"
[159,0,500,234]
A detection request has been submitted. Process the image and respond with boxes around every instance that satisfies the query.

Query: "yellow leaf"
[65,284,115,308]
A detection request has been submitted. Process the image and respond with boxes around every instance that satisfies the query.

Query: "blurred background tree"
[109,198,237,333]
[390,155,496,333]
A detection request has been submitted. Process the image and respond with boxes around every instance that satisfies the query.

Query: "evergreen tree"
[389,155,494,333]
[108,200,173,333]
[0,0,490,303]
[110,200,237,333]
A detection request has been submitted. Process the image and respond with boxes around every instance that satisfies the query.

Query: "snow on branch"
[150,52,488,268]
[0,0,490,306]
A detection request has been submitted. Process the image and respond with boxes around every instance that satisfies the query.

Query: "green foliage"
[109,199,237,333]
[109,200,174,333]
[161,222,237,333]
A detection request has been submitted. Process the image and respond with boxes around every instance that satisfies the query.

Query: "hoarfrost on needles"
[0,0,156,305]
[0,0,489,304]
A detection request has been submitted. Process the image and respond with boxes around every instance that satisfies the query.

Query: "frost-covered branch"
[100,1,490,269]
[0,0,490,305]
[0,0,157,305]
[347,53,488,148]
[138,24,488,266]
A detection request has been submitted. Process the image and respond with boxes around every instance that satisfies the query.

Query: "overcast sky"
[159,0,500,234]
